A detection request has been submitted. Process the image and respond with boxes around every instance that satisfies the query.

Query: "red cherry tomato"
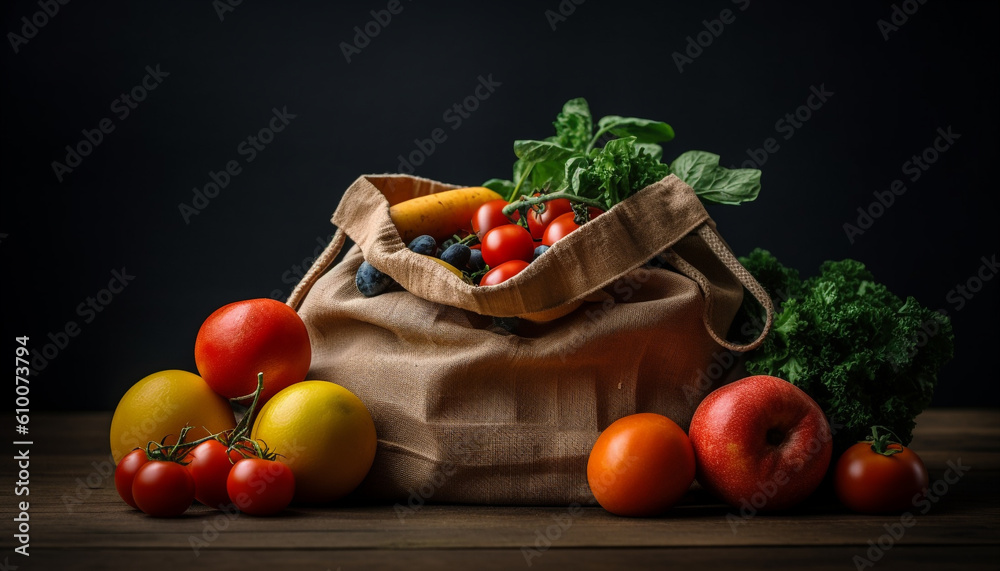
[542,212,582,246]
[227,458,296,516]
[480,260,530,286]
[481,224,535,267]
[471,199,516,239]
[587,206,605,219]
[114,449,149,509]
[527,198,573,240]
[835,441,929,514]
[132,461,196,517]
[186,440,245,509]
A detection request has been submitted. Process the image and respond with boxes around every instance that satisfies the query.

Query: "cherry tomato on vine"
[186,440,245,509]
[527,198,573,240]
[834,429,929,514]
[132,461,196,517]
[542,212,582,246]
[227,458,296,516]
[587,206,605,219]
[114,449,149,509]
[481,224,534,267]
[471,199,516,239]
[480,260,530,286]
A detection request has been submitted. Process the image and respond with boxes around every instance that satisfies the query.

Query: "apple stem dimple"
[765,428,785,447]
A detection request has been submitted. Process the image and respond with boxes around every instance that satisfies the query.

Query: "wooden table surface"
[2,409,997,570]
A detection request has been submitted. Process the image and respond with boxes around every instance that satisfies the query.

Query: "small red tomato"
[587,206,605,219]
[132,461,196,517]
[835,437,929,514]
[186,440,242,509]
[227,458,296,516]
[471,199,516,239]
[115,449,149,509]
[481,224,535,267]
[527,198,573,240]
[480,260,530,286]
[542,212,582,246]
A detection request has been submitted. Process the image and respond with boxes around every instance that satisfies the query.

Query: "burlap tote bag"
[288,173,773,505]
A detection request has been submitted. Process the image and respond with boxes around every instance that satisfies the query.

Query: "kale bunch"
[739,249,954,449]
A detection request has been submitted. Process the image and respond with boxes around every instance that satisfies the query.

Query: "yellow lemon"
[110,370,236,463]
[251,380,377,503]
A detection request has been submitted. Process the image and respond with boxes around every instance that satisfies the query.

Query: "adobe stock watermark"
[877,0,929,41]
[268,234,337,301]
[683,349,741,407]
[395,74,501,174]
[521,502,584,567]
[340,0,415,63]
[842,125,959,244]
[851,457,970,570]
[393,430,490,521]
[558,267,652,363]
[213,0,242,22]
[61,454,116,513]
[726,420,842,533]
[178,106,297,224]
[189,439,307,557]
[731,83,834,170]
[28,267,136,375]
[7,0,70,54]
[672,0,751,73]
[894,253,996,370]
[51,65,170,182]
[544,0,586,31]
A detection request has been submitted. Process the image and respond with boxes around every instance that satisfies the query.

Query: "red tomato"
[527,198,573,240]
[114,449,149,509]
[186,440,243,509]
[132,461,196,517]
[542,212,582,246]
[835,441,929,514]
[480,260,530,286]
[227,458,295,516]
[471,199,516,239]
[481,224,534,267]
[587,413,696,517]
[195,298,311,407]
[587,206,605,219]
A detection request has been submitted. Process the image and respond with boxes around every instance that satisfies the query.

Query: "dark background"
[3,1,997,410]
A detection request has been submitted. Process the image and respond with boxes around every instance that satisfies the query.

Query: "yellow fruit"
[251,380,377,503]
[422,254,465,279]
[110,370,236,463]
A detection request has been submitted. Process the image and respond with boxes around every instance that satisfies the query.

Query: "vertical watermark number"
[14,336,33,558]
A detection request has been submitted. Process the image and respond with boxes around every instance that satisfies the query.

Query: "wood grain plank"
[20,546,1000,571]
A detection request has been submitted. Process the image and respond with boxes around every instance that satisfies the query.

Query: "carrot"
[390,187,503,243]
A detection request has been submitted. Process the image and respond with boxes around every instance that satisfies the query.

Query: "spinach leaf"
[669,150,761,205]
[513,140,578,163]
[596,115,675,145]
[482,178,515,197]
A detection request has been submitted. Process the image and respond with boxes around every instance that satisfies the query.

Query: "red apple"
[688,375,832,511]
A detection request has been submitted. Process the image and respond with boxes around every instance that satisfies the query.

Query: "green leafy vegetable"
[670,151,761,206]
[485,97,761,213]
[737,249,955,451]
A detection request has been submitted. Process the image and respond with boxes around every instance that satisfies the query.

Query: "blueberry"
[407,235,437,256]
[355,261,395,297]
[468,249,485,272]
[533,245,549,261]
[440,244,472,269]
